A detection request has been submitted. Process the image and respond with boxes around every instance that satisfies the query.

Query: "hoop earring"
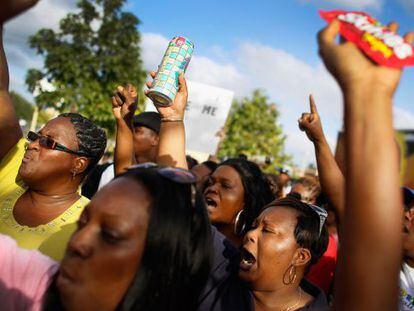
[283,264,297,285]
[234,209,246,236]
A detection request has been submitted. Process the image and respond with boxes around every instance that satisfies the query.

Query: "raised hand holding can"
[147,36,194,107]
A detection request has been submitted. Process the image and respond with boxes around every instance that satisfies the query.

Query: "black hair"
[43,169,212,311]
[59,113,107,175]
[201,160,218,172]
[186,155,199,169]
[120,169,212,311]
[268,197,329,267]
[264,173,281,199]
[403,187,414,212]
[218,158,274,236]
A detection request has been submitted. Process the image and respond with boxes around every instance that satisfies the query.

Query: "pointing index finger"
[309,94,318,114]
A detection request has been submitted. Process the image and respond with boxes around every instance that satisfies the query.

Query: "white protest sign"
[146,80,234,156]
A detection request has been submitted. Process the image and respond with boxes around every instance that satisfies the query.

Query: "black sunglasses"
[27,131,91,157]
[127,162,197,206]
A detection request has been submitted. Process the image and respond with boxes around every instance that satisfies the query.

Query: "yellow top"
[0,138,89,261]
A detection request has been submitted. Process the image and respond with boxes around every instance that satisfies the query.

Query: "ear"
[72,156,90,176]
[292,247,312,268]
[151,134,160,147]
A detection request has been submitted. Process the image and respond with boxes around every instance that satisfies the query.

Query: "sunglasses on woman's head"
[307,204,328,237]
[26,131,91,157]
[127,163,197,206]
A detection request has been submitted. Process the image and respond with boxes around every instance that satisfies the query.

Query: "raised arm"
[145,72,188,169]
[0,0,39,22]
[298,95,345,224]
[0,1,40,161]
[0,25,22,160]
[318,20,412,310]
[112,84,138,175]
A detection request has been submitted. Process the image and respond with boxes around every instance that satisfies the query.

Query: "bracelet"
[161,118,183,122]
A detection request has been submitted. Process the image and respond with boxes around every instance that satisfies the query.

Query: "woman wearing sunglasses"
[0,165,212,310]
[0,2,106,260]
[138,72,330,310]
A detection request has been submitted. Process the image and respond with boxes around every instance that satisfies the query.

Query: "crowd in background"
[0,1,413,311]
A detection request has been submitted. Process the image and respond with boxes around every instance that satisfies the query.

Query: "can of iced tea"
[147,36,194,107]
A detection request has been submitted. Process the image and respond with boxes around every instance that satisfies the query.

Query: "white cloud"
[5,6,414,166]
[394,107,414,130]
[4,0,76,44]
[140,33,250,93]
[186,56,250,94]
[140,33,414,165]
[140,34,344,164]
[3,0,76,97]
[236,42,342,123]
[234,41,345,164]
[140,33,170,71]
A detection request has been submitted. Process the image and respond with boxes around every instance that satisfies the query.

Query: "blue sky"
[4,0,414,166]
[131,0,414,113]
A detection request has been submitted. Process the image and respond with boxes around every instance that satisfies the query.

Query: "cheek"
[39,152,73,175]
[93,241,144,284]
[133,136,152,152]
[78,240,145,305]
[218,191,244,221]
[258,236,297,272]
[19,152,72,180]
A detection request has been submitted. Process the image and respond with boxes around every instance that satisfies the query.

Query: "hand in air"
[318,20,414,96]
[298,95,325,144]
[111,84,138,122]
[1,0,39,23]
[145,71,188,121]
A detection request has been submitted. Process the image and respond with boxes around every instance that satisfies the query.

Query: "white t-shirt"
[400,262,414,310]
[98,163,115,191]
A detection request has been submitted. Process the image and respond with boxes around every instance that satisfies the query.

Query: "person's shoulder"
[0,137,26,167]
[211,226,240,264]
[0,233,58,279]
[0,234,58,308]
[300,279,329,310]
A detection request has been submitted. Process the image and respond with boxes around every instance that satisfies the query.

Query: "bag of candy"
[320,10,414,68]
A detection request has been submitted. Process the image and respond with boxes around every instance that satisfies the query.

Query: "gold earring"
[283,264,297,285]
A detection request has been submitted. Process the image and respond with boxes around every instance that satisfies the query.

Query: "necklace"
[284,287,303,311]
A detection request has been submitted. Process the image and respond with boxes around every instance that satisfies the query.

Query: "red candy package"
[320,10,414,68]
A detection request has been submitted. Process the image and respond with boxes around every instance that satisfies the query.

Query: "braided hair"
[59,113,107,175]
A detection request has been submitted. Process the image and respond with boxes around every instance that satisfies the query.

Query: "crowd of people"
[0,1,413,310]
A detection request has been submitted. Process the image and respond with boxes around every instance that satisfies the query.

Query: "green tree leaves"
[26,0,145,134]
[218,90,290,172]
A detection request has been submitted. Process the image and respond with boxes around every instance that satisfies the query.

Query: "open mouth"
[240,247,256,271]
[205,196,218,209]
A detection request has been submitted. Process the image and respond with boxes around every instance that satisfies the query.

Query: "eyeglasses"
[127,162,197,206]
[307,203,328,237]
[27,131,91,157]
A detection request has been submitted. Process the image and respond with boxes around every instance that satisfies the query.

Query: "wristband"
[161,118,183,122]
